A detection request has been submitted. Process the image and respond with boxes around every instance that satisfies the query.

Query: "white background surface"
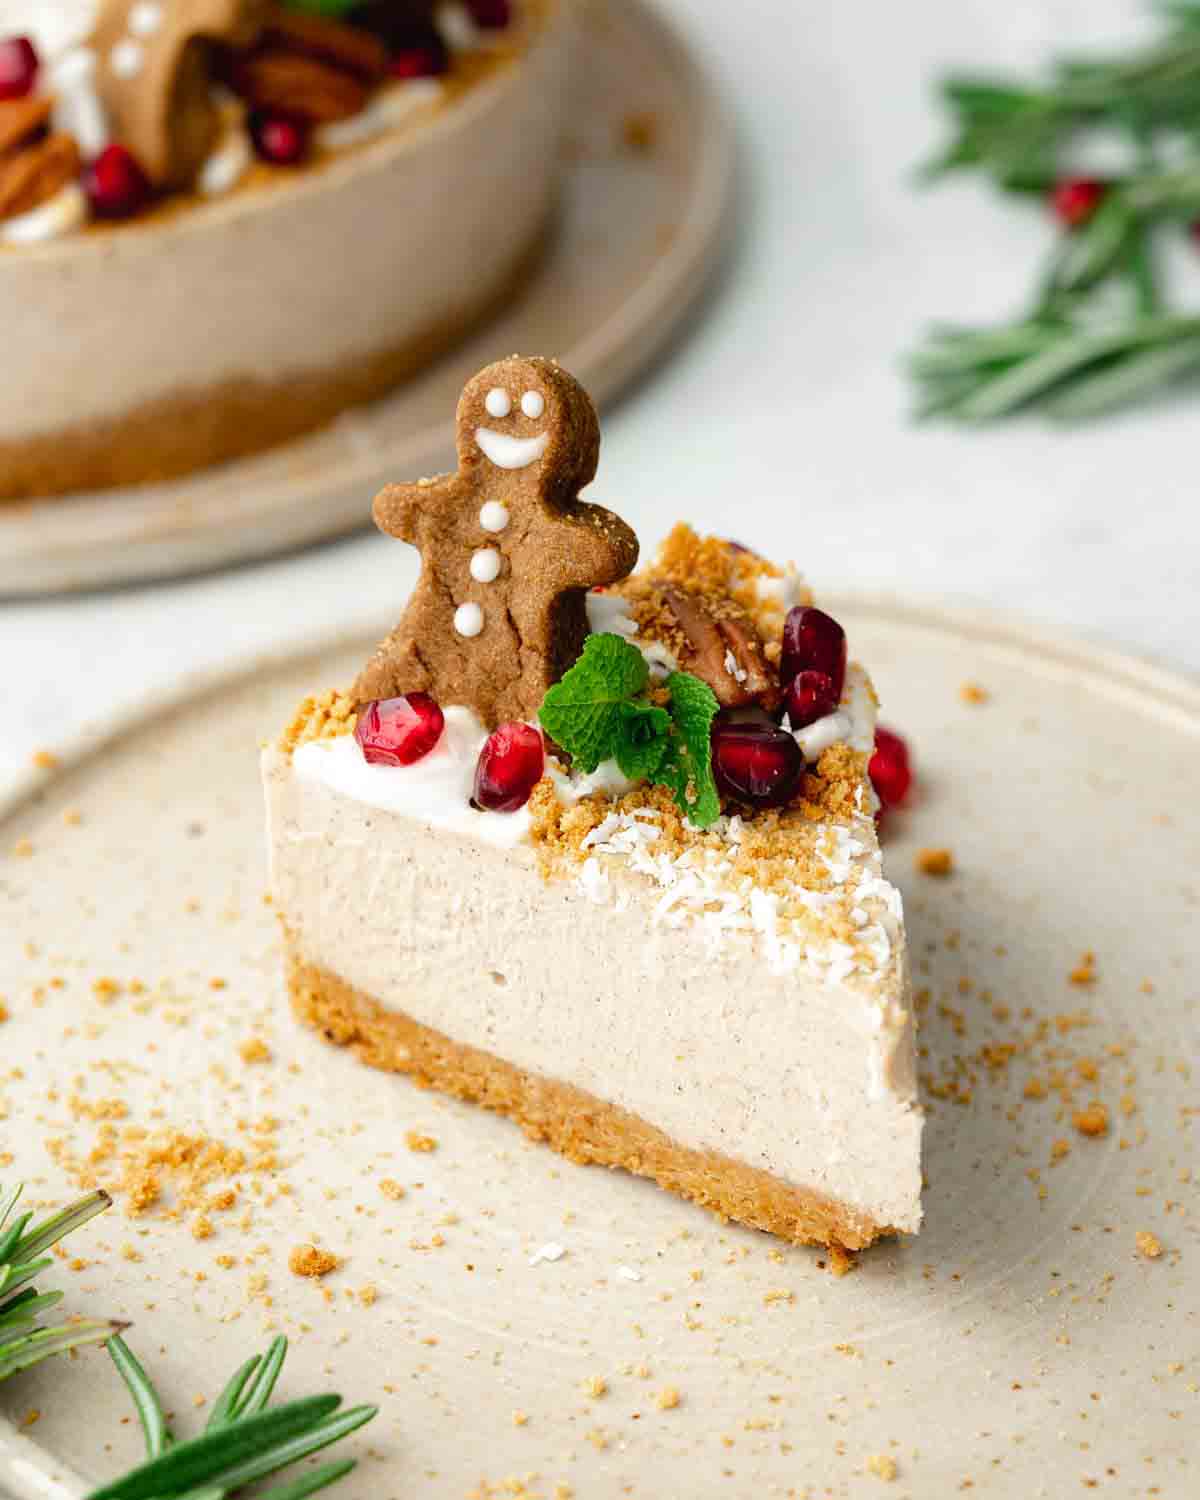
[3,0,1198,779]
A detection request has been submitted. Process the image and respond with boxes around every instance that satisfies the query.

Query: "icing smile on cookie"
[474,426,550,470]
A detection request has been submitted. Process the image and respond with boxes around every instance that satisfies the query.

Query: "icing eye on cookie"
[521,390,545,419]
[485,387,512,418]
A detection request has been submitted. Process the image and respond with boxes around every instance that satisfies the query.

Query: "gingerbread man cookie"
[91,0,268,187]
[354,357,639,728]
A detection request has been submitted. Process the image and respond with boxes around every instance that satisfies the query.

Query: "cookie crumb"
[655,1385,681,1410]
[1072,1103,1109,1137]
[238,1038,272,1065]
[583,1375,608,1399]
[866,1454,898,1481]
[405,1131,437,1153]
[379,1178,406,1201]
[959,682,989,705]
[288,1244,341,1279]
[12,838,33,858]
[621,111,657,152]
[1069,951,1098,986]
[1136,1230,1163,1260]
[31,749,59,769]
[915,847,954,877]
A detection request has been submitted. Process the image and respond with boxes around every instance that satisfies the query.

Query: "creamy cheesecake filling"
[266,749,923,1234]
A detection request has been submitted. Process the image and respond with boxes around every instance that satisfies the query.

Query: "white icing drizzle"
[453,601,484,637]
[475,427,549,469]
[521,389,545,418]
[49,47,110,159]
[484,386,511,418]
[469,547,502,583]
[479,500,509,533]
[128,2,163,37]
[1,182,88,244]
[109,37,143,78]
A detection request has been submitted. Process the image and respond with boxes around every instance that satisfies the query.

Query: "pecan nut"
[656,584,776,709]
[262,6,389,81]
[234,50,369,122]
[0,96,53,158]
[0,133,82,222]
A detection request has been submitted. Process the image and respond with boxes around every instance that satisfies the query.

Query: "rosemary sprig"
[0,1184,122,1380]
[91,1333,377,1500]
[912,2,1200,420]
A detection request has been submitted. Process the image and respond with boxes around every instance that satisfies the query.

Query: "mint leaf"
[655,671,721,828]
[538,634,650,773]
[613,700,671,781]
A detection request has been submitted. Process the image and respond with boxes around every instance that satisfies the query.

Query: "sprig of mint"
[539,635,721,828]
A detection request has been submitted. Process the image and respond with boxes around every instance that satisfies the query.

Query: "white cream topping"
[436,1,484,52]
[316,79,443,150]
[198,126,253,197]
[475,427,550,469]
[1,183,88,245]
[786,661,877,762]
[49,47,110,159]
[584,589,678,678]
[291,709,533,849]
[755,568,807,611]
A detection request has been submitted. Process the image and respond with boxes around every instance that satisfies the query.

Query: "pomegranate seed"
[784,670,839,729]
[869,726,912,810]
[83,145,152,220]
[0,36,37,99]
[467,0,512,27]
[473,722,544,812]
[355,694,445,766]
[710,717,805,808]
[1050,177,1105,230]
[249,111,309,165]
[779,606,847,701]
[389,41,448,79]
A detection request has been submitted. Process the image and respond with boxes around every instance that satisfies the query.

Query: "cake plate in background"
[0,0,733,597]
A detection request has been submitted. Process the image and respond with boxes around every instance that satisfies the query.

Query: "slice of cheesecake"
[262,358,922,1252]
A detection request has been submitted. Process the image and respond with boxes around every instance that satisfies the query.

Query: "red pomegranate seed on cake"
[389,43,448,78]
[355,694,445,766]
[0,37,38,100]
[473,722,544,812]
[784,670,839,729]
[779,606,847,700]
[83,145,152,220]
[1050,177,1105,229]
[869,726,912,810]
[710,718,805,808]
[467,0,512,27]
[249,111,309,166]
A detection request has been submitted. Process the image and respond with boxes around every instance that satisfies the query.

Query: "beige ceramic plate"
[0,0,732,598]
[0,601,1197,1499]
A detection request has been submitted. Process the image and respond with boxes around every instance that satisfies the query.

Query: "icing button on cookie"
[521,389,544,418]
[454,602,484,638]
[479,500,509,533]
[485,387,511,418]
[470,547,502,583]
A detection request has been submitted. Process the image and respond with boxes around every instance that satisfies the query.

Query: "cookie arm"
[555,503,639,590]
[371,482,424,543]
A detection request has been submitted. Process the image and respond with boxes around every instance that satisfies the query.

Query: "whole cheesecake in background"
[1,0,570,500]
[263,356,924,1254]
